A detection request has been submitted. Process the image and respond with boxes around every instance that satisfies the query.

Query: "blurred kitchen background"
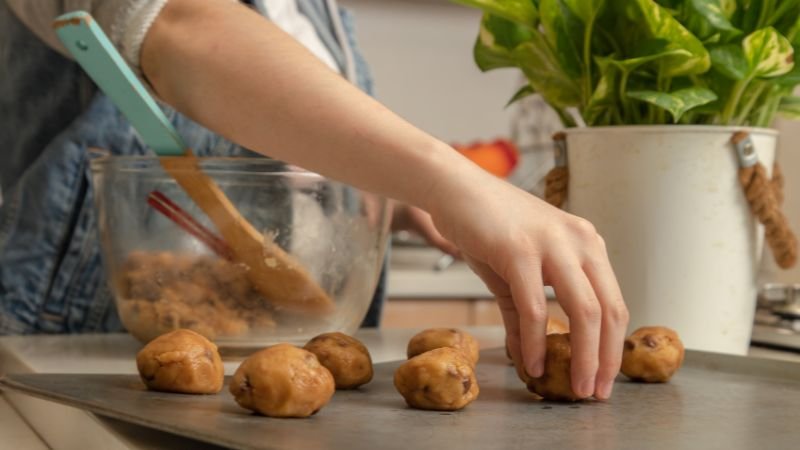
[340,0,800,336]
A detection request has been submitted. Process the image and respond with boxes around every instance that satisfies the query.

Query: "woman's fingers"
[394,205,460,256]
[506,257,548,377]
[583,241,629,399]
[547,257,602,399]
[467,259,524,369]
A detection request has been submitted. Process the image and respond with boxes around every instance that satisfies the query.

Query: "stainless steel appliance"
[752,284,800,351]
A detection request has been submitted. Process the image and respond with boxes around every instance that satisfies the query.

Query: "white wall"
[339,0,521,143]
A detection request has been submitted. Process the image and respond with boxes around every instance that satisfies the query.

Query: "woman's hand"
[392,204,459,257]
[425,162,629,400]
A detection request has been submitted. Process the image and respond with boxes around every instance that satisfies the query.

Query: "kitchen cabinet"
[383,298,569,329]
[383,298,500,328]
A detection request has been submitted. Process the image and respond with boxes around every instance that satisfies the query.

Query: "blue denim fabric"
[0,1,385,334]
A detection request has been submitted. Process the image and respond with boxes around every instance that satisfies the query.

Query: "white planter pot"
[564,126,777,355]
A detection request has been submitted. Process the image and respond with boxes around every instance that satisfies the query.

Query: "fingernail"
[528,361,544,378]
[578,378,595,398]
[596,380,613,400]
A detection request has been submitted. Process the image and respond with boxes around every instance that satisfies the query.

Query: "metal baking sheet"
[2,348,799,450]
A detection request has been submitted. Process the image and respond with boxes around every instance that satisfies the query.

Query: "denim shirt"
[0,0,384,334]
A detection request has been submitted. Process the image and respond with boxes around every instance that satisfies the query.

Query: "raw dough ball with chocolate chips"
[622,326,685,383]
[136,329,224,394]
[230,343,335,418]
[516,333,587,402]
[304,332,373,389]
[407,328,480,366]
[394,347,479,411]
[506,318,570,359]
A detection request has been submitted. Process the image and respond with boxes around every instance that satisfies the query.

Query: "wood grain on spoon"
[161,154,335,315]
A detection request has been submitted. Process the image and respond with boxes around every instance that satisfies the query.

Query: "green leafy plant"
[453,0,800,127]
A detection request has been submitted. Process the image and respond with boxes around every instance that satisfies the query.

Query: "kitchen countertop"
[0,328,506,449]
[2,328,799,449]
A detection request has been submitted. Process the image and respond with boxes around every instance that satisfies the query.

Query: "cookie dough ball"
[136,329,224,394]
[230,344,335,418]
[622,326,685,383]
[394,347,479,411]
[505,318,570,360]
[304,332,373,389]
[547,317,569,334]
[516,333,587,402]
[407,328,479,366]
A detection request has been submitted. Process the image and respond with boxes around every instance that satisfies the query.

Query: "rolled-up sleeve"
[6,0,170,74]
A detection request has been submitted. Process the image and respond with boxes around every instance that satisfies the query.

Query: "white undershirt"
[263,0,340,73]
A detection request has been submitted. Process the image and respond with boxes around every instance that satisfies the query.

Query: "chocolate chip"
[462,377,472,394]
[643,335,658,348]
[624,340,635,351]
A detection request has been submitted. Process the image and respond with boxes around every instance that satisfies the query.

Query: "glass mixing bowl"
[91,156,390,347]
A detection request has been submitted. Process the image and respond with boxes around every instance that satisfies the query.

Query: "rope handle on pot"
[732,131,797,269]
[544,132,569,208]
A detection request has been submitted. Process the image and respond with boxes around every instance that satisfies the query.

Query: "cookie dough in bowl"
[230,343,335,418]
[406,328,480,366]
[394,347,479,411]
[622,326,685,383]
[136,329,224,394]
[304,332,373,389]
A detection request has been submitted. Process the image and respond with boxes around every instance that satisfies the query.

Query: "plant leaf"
[505,84,535,107]
[778,96,800,119]
[512,38,582,108]
[563,0,605,23]
[743,27,795,78]
[767,1,800,32]
[584,65,619,125]
[473,13,533,71]
[452,0,539,26]
[539,0,584,78]
[740,0,763,33]
[619,0,711,77]
[689,0,739,33]
[709,44,749,80]
[774,49,800,86]
[628,87,718,122]
[599,48,693,74]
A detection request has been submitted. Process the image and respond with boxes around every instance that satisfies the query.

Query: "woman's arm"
[141,0,448,208]
[141,0,629,400]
